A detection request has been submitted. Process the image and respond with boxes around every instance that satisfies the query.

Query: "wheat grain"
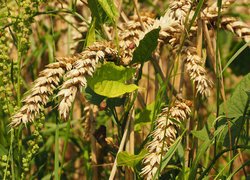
[140,100,191,180]
[168,0,192,24]
[202,0,236,20]
[221,17,250,42]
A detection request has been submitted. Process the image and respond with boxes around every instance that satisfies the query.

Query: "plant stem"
[109,111,131,180]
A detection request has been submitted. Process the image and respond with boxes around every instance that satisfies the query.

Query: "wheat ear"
[221,17,250,43]
[183,45,213,97]
[58,42,119,119]
[10,59,73,127]
[140,100,191,179]
[202,0,236,20]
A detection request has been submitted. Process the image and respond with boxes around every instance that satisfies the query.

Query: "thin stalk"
[190,15,203,166]
[54,119,60,180]
[215,0,233,172]
[90,106,98,180]
[4,129,15,180]
[125,107,135,180]
[132,0,145,31]
[58,119,71,179]
[109,112,131,180]
[150,56,178,96]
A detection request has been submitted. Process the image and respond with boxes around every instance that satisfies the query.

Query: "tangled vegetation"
[0,0,250,179]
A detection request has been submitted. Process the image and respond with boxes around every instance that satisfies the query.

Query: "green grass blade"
[214,153,239,179]
[226,160,250,180]
[221,41,250,76]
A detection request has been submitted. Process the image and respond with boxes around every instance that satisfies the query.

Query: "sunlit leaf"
[87,62,138,97]
[117,149,147,167]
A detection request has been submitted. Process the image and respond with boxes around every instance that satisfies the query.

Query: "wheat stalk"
[140,100,191,179]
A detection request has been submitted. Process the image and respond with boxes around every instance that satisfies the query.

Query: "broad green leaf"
[221,73,250,118]
[117,149,147,167]
[85,86,125,107]
[131,28,160,64]
[89,80,138,98]
[87,62,138,98]
[98,0,118,22]
[85,18,96,47]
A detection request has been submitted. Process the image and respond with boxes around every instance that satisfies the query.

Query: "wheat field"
[0,0,250,179]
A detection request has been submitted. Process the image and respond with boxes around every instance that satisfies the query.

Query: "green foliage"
[154,130,186,179]
[221,73,250,118]
[87,62,138,97]
[132,28,160,64]
[134,102,155,131]
[98,0,118,22]
[85,18,96,47]
[117,149,147,167]
[87,0,118,26]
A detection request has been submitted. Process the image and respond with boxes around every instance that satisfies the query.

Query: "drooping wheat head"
[10,59,73,127]
[58,42,119,119]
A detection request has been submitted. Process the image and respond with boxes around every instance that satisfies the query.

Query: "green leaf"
[187,0,205,32]
[0,144,7,156]
[85,18,96,47]
[191,113,215,141]
[87,62,138,98]
[87,0,108,25]
[84,86,125,107]
[221,73,250,118]
[117,149,147,167]
[134,102,155,131]
[131,28,160,64]
[90,80,138,98]
[98,0,118,22]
